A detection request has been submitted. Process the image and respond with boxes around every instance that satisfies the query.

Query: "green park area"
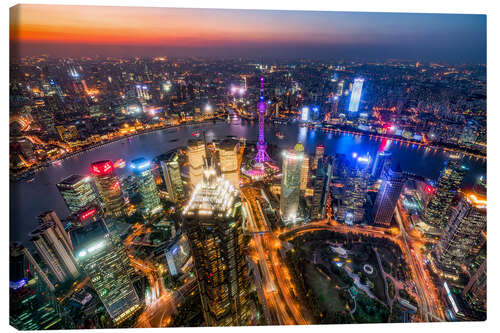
[285,230,415,324]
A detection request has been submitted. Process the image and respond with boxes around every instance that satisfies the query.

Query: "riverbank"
[10,118,224,181]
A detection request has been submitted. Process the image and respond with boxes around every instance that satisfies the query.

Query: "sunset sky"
[10,4,486,62]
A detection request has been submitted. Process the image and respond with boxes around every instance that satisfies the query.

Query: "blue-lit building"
[371,151,392,179]
[130,157,162,215]
[348,78,364,112]
[372,164,405,226]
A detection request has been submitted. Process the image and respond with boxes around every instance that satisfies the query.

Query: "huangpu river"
[10,119,486,246]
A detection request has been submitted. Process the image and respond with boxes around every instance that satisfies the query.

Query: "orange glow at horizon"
[10,4,335,47]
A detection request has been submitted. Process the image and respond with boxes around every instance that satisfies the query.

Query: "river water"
[10,120,485,246]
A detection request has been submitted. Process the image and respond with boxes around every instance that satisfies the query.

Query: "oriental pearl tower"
[254,76,270,165]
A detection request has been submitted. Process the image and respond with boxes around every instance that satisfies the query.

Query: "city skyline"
[10,5,486,63]
[9,4,487,330]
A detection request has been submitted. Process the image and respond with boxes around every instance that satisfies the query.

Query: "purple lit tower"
[254,76,270,164]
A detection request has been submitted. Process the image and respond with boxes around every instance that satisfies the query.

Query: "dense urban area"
[9,56,486,329]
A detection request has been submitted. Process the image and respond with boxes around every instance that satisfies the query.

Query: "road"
[135,277,197,328]
[241,186,310,325]
[394,203,445,322]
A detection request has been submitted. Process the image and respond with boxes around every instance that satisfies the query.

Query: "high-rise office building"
[160,151,184,203]
[56,174,99,214]
[280,143,305,223]
[182,164,255,326]
[419,157,468,234]
[372,164,405,226]
[338,155,370,224]
[10,244,63,330]
[434,192,486,280]
[348,78,364,112]
[187,139,206,189]
[10,242,54,292]
[310,158,332,220]
[130,157,162,215]
[300,155,309,191]
[91,160,126,218]
[70,219,141,326]
[312,144,325,170]
[29,221,79,283]
[371,151,392,179]
[463,260,486,313]
[38,210,73,250]
[217,139,240,188]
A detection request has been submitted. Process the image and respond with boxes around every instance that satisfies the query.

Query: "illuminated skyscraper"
[182,163,255,326]
[434,192,486,280]
[187,139,206,188]
[310,158,332,220]
[217,139,240,188]
[463,260,486,314]
[348,78,364,112]
[371,151,392,179]
[29,221,79,283]
[70,220,141,326]
[312,144,325,170]
[338,155,370,224]
[372,165,405,226]
[56,174,99,214]
[280,143,305,223]
[10,243,63,330]
[419,157,467,234]
[130,157,162,215]
[300,155,309,191]
[160,151,184,203]
[91,160,125,218]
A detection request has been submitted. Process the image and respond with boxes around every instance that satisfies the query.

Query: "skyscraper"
[434,192,486,280]
[70,219,141,326]
[310,158,332,220]
[371,151,392,179]
[300,155,309,191]
[372,164,405,227]
[463,260,486,314]
[187,139,206,189]
[56,174,99,214]
[130,157,162,215]
[280,143,305,223]
[217,139,240,188]
[160,151,184,203]
[419,157,467,234]
[312,144,325,170]
[29,221,80,283]
[348,78,364,112]
[91,160,126,218]
[182,163,255,326]
[38,210,73,250]
[10,244,63,330]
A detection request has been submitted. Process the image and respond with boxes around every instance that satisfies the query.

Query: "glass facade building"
[160,151,184,203]
[130,157,162,215]
[280,143,305,223]
[435,192,487,280]
[91,160,126,218]
[70,219,141,326]
[372,165,405,226]
[56,174,99,214]
[182,166,255,326]
[348,78,364,112]
[419,157,467,235]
